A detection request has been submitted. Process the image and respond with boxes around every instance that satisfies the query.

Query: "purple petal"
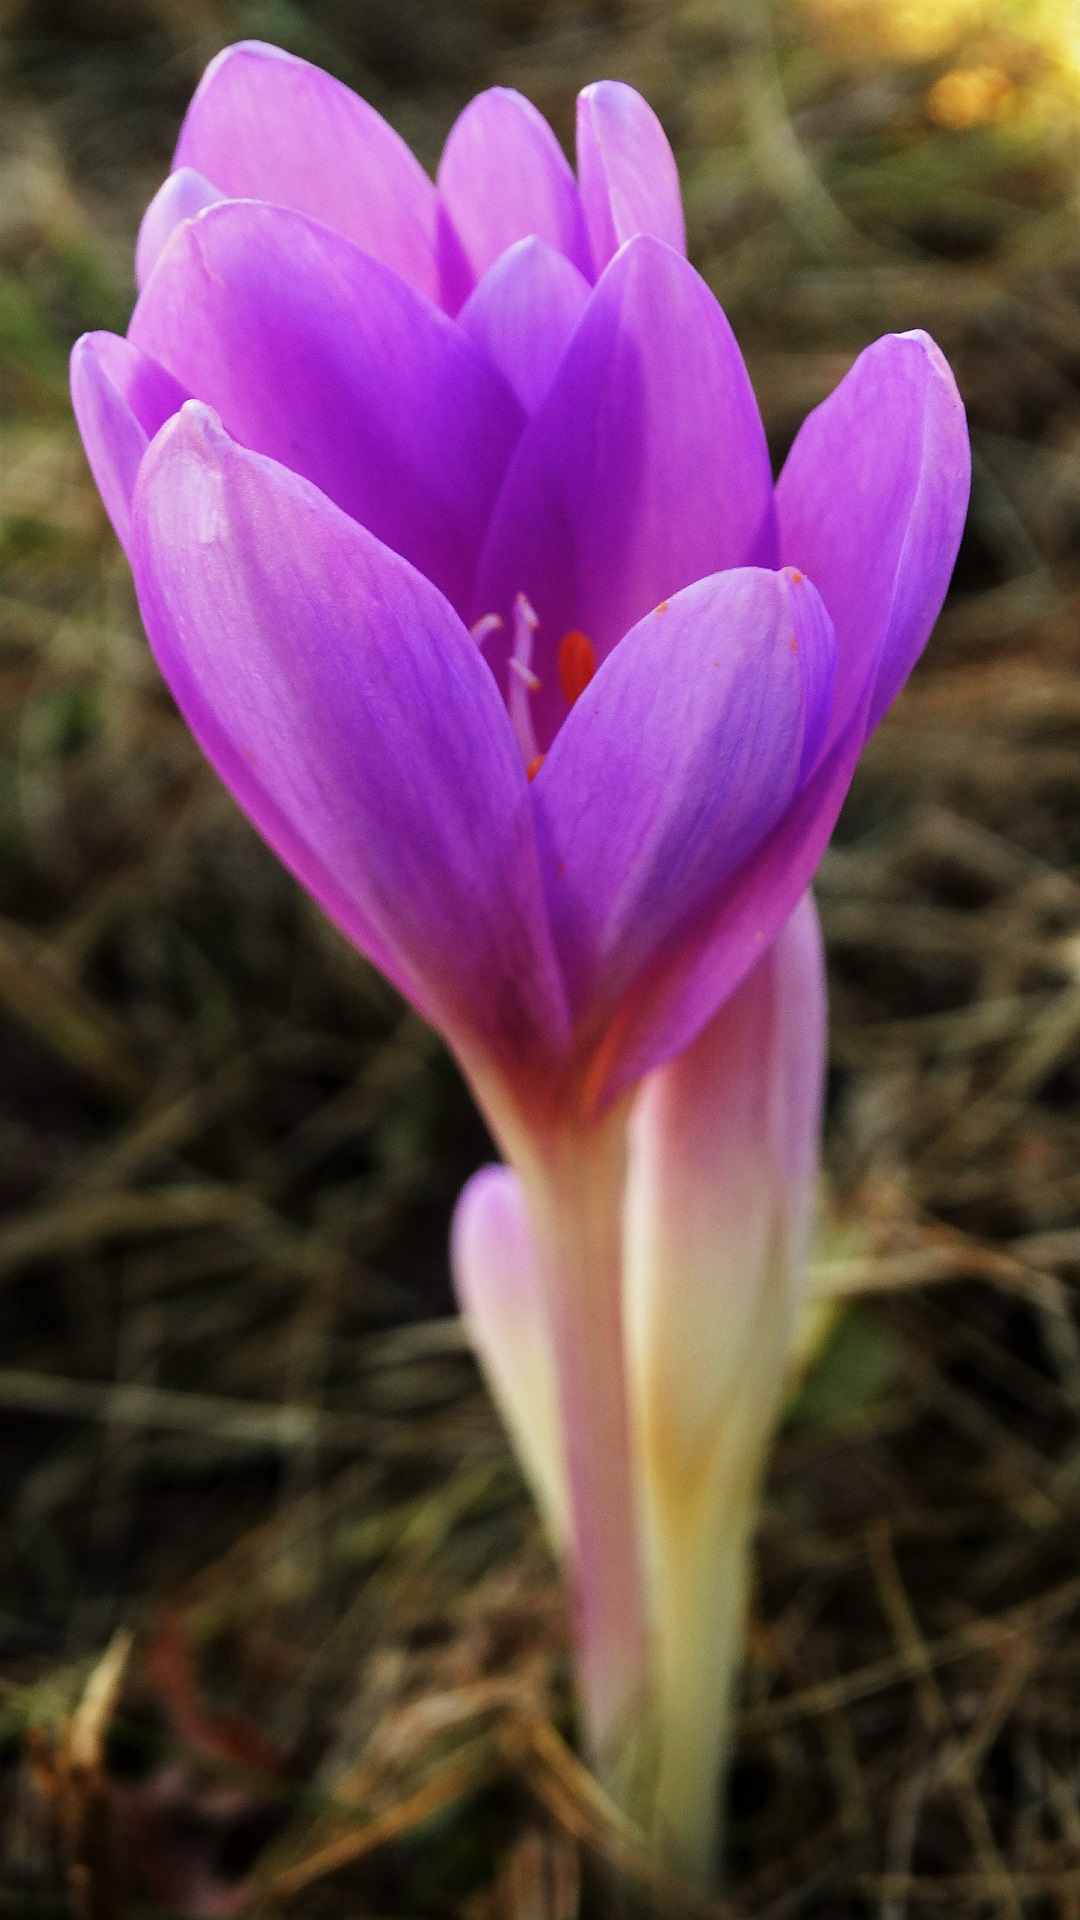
[70,331,188,551]
[458,237,590,415]
[131,404,568,1065]
[531,567,834,1057]
[628,892,826,1357]
[776,330,970,748]
[451,1165,567,1545]
[575,82,685,275]
[172,40,442,302]
[437,87,591,310]
[473,235,776,748]
[129,200,523,614]
[595,712,863,1105]
[135,166,223,290]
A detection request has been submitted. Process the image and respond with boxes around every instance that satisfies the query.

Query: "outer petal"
[172,40,442,303]
[776,330,969,747]
[625,894,825,1876]
[451,1165,567,1548]
[437,87,591,310]
[129,201,523,615]
[531,567,834,1047]
[131,404,568,1064]
[627,894,826,1458]
[134,166,223,290]
[474,235,776,747]
[575,81,685,276]
[590,705,863,1106]
[458,237,589,415]
[70,331,188,552]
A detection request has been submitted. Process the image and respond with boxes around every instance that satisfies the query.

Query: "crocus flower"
[71,38,970,1845]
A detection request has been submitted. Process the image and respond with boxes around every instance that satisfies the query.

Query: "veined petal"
[776,330,969,747]
[592,709,862,1104]
[474,235,776,748]
[172,39,442,302]
[458,237,590,414]
[531,568,834,1056]
[70,331,188,552]
[130,200,524,615]
[135,166,223,290]
[131,404,568,1064]
[437,87,591,310]
[451,1165,567,1548]
[575,81,685,275]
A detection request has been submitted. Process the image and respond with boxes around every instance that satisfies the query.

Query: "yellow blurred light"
[797,0,1080,122]
[799,0,987,58]
[927,62,1016,125]
[884,0,985,60]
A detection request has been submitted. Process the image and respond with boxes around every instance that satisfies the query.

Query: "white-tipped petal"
[451,1165,567,1550]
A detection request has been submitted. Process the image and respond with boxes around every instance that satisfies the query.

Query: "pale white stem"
[630,1246,790,1879]
[451,1063,650,1806]
[626,895,826,1880]
[647,1503,754,1879]
[521,1109,650,1793]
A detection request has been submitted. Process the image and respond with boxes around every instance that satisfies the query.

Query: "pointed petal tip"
[496,231,565,269]
[895,324,950,366]
[145,395,225,459]
[174,40,440,303]
[777,324,969,746]
[575,81,685,271]
[180,38,293,110]
[199,37,303,74]
[70,330,121,419]
[72,332,190,554]
[896,329,970,449]
[577,77,648,111]
[437,83,590,287]
[135,164,224,290]
[601,227,685,274]
[133,400,236,557]
[458,236,590,413]
[466,83,534,110]
[854,328,967,436]
[69,329,95,374]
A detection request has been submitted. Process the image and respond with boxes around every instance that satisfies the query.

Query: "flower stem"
[647,1492,754,1881]
[523,1109,649,1800]
[632,1281,790,1882]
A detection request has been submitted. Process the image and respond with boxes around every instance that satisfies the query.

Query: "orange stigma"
[527,754,545,781]
[557,628,597,708]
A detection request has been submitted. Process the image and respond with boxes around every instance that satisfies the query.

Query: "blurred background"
[2,0,1080,1912]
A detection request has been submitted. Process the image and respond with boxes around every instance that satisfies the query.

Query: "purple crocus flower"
[71,40,970,1814]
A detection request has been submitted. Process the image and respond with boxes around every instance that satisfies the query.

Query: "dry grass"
[2,0,1080,1912]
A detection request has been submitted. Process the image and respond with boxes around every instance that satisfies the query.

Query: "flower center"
[472,598,597,780]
